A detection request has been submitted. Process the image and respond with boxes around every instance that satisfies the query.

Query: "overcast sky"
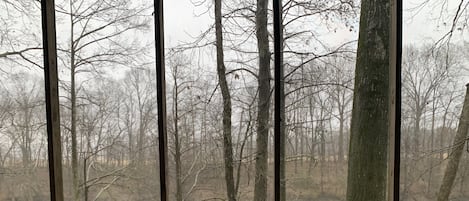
[161,0,468,47]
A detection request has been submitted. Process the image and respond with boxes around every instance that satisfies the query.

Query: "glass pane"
[281,1,358,200]
[284,58,355,200]
[0,1,50,200]
[166,0,395,200]
[402,0,469,200]
[164,0,274,199]
[53,0,159,199]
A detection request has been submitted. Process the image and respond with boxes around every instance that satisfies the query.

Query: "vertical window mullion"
[41,0,65,200]
[388,0,402,200]
[273,0,283,201]
[394,0,403,200]
[154,0,169,200]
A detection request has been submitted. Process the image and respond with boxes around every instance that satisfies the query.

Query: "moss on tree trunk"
[346,0,390,200]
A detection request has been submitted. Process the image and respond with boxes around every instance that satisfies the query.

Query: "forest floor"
[0,160,468,201]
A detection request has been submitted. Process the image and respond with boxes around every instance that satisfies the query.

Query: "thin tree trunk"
[294,109,298,173]
[278,10,286,200]
[345,0,390,200]
[440,103,450,160]
[414,109,421,158]
[308,97,315,174]
[253,0,270,200]
[300,112,304,167]
[174,105,182,201]
[437,84,469,201]
[21,106,32,167]
[71,46,79,201]
[126,107,134,164]
[137,115,145,165]
[172,68,182,201]
[215,0,236,200]
[319,109,325,194]
[427,89,436,194]
[338,112,345,162]
[70,1,79,199]
[84,157,88,201]
[329,114,336,162]
[280,76,286,201]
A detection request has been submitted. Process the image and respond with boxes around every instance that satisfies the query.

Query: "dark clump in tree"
[437,84,469,201]
[345,0,390,200]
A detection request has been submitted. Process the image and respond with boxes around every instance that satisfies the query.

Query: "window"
[401,1,469,200]
[0,1,51,200]
[4,0,468,201]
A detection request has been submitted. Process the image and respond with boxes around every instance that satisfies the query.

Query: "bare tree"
[403,45,453,157]
[214,0,237,200]
[53,0,150,199]
[328,58,353,163]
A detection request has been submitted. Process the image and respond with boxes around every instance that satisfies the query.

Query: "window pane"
[0,1,50,200]
[281,1,358,200]
[164,0,275,199]
[165,0,396,200]
[402,1,469,200]
[53,0,159,199]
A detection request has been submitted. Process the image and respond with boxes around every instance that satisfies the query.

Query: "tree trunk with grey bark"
[70,5,80,198]
[254,0,270,200]
[345,0,390,200]
[173,76,182,201]
[215,0,237,200]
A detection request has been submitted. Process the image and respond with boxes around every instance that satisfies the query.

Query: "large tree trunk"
[437,84,469,201]
[345,0,390,200]
[214,0,236,200]
[254,0,270,199]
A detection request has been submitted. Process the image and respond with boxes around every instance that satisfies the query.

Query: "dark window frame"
[40,0,402,200]
[41,0,64,200]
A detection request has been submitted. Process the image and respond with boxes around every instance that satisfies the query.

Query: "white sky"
[2,0,468,83]
[403,0,469,44]
[161,0,468,47]
[161,0,469,89]
[164,0,213,47]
